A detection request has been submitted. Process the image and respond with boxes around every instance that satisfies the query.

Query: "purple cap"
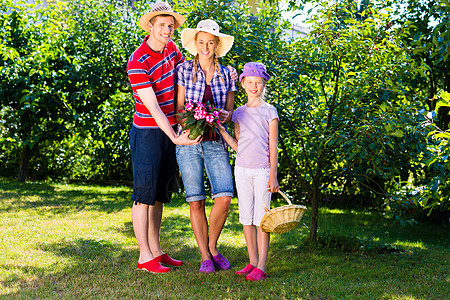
[239,62,271,82]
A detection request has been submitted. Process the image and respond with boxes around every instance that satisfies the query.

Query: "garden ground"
[0,179,449,299]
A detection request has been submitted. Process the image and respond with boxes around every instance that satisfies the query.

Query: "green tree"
[385,0,450,107]
[0,0,72,181]
[0,0,138,182]
[273,0,425,237]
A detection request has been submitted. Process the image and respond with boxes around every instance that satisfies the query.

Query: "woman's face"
[195,31,218,60]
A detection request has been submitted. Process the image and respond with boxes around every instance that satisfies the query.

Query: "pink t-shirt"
[232,102,278,169]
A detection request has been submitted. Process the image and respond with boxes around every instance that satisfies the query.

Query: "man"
[126,2,199,273]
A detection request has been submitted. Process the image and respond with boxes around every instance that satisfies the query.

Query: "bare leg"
[189,200,211,261]
[256,226,270,272]
[243,225,258,267]
[208,196,231,256]
[132,203,154,264]
[148,201,164,258]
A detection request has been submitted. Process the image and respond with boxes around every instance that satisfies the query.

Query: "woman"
[175,19,236,273]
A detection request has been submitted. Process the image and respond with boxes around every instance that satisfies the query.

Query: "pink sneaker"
[246,268,267,281]
[235,264,255,275]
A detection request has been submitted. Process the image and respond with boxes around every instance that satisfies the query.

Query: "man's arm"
[137,87,199,145]
[227,66,238,82]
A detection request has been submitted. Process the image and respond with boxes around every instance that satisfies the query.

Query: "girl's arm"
[267,118,279,193]
[217,122,239,152]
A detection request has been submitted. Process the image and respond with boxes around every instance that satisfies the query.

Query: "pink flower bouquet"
[177,101,221,140]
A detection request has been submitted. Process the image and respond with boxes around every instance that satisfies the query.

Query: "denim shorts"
[130,126,176,205]
[176,141,234,202]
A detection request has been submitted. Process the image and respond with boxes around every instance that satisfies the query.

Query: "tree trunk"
[309,188,320,240]
[17,144,32,182]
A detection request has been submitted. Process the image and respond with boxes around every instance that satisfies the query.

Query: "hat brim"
[139,11,185,32]
[181,28,234,58]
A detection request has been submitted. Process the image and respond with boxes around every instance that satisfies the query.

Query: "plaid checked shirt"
[176,59,237,148]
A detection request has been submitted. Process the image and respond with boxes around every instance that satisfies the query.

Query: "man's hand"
[172,130,201,145]
[227,65,238,82]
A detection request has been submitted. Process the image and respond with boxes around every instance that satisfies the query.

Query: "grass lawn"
[1,178,449,299]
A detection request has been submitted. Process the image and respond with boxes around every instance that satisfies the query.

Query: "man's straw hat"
[181,19,234,58]
[139,2,185,32]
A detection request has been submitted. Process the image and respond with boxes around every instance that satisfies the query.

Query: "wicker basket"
[260,189,307,234]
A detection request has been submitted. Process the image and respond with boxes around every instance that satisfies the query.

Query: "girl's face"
[195,32,218,60]
[242,76,265,98]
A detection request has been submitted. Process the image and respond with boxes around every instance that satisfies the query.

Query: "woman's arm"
[175,84,186,126]
[219,91,235,123]
[267,118,279,193]
[217,122,238,152]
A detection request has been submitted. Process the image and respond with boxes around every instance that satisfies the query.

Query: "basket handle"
[263,188,293,213]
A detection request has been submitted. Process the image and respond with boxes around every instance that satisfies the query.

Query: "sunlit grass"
[1,178,449,299]
[394,240,427,249]
[321,207,346,214]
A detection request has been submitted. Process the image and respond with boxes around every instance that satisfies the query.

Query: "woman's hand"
[219,109,232,123]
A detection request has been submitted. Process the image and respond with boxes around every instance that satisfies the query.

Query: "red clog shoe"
[137,259,170,273]
[155,253,183,267]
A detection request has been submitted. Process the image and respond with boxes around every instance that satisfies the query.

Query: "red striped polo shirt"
[127,37,184,128]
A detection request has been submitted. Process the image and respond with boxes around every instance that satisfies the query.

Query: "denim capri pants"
[176,141,234,202]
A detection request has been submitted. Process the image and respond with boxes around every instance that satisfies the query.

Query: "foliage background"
[1,0,449,226]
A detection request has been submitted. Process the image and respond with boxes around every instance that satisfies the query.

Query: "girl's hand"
[216,122,226,133]
[267,176,279,193]
[219,109,232,123]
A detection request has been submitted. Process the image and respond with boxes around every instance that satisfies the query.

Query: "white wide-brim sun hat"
[139,2,185,32]
[181,19,234,58]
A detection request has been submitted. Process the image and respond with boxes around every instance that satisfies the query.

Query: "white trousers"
[235,165,272,226]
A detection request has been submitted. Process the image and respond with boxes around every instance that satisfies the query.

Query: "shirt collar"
[143,35,166,58]
[194,62,220,79]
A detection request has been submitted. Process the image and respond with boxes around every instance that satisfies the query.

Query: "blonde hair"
[241,77,268,100]
[192,33,224,84]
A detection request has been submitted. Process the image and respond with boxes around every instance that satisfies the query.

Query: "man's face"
[148,16,175,46]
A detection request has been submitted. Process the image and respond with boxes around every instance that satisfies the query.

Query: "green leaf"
[390,131,404,138]
[434,133,450,139]
[441,91,450,102]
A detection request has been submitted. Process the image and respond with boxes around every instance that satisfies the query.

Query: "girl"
[175,19,236,273]
[218,62,279,281]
